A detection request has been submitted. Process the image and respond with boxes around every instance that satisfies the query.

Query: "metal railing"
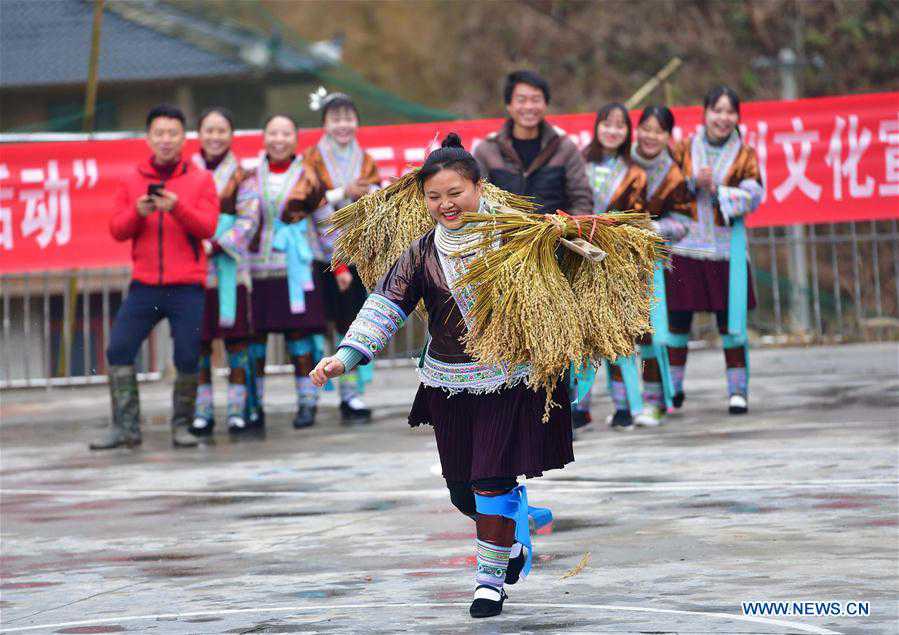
[2,220,897,388]
[744,219,899,342]
[0,270,425,389]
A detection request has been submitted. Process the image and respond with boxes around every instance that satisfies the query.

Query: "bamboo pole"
[83,0,105,132]
[625,57,683,109]
[58,0,104,378]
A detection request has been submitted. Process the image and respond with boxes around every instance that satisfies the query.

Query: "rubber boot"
[171,372,200,448]
[90,365,141,450]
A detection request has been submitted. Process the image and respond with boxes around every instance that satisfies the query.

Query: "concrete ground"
[1,343,897,635]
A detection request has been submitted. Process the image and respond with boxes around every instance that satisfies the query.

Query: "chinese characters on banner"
[1,91,896,273]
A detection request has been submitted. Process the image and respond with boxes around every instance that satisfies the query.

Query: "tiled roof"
[0,0,319,88]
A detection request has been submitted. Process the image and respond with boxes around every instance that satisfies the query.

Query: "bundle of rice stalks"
[329,170,536,290]
[330,171,432,291]
[456,209,666,414]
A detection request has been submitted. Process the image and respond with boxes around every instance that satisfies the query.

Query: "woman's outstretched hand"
[309,356,346,387]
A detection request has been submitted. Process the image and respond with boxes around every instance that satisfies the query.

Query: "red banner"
[1,91,896,273]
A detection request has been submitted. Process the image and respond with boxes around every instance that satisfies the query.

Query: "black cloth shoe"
[470,585,507,618]
[293,404,317,429]
[572,410,591,429]
[247,407,266,429]
[728,394,748,415]
[189,416,215,437]
[672,391,686,409]
[504,545,527,585]
[340,399,372,424]
[609,409,634,431]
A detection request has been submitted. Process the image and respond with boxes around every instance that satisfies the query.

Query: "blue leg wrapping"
[475,485,550,579]
[286,336,315,357]
[607,355,643,415]
[569,361,597,407]
[668,332,690,348]
[245,341,267,416]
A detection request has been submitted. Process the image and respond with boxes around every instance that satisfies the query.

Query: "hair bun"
[441,132,464,149]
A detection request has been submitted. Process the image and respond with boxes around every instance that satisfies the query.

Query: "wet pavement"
[1,343,897,634]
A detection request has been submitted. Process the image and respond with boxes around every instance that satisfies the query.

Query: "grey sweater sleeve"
[473,141,492,183]
[560,139,593,215]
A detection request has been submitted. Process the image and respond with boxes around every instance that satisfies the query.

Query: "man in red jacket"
[90,104,219,450]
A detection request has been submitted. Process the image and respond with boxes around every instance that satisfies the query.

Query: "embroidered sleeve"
[284,171,325,217]
[628,169,647,211]
[217,176,260,260]
[373,240,426,317]
[361,154,381,187]
[717,180,763,222]
[339,294,407,363]
[653,216,689,242]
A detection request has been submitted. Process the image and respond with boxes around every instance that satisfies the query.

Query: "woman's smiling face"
[423,168,482,230]
[264,116,297,162]
[705,95,739,141]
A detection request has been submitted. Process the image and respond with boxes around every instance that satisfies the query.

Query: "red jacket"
[110,157,219,286]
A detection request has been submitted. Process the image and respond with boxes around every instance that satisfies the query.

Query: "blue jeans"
[107,282,204,373]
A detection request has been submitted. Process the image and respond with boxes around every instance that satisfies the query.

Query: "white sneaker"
[635,407,665,427]
[728,394,748,415]
[345,396,368,410]
[191,416,210,429]
[227,415,247,429]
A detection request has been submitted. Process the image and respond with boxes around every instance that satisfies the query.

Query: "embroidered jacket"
[304,139,381,264]
[340,228,530,394]
[670,131,764,259]
[237,157,325,277]
[192,152,256,289]
[584,154,647,213]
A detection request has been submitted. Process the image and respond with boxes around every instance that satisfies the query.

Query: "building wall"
[1,79,311,133]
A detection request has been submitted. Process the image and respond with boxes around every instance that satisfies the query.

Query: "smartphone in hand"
[147,183,164,197]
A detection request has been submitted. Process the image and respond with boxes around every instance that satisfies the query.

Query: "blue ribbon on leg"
[606,355,644,415]
[726,217,750,389]
[648,258,674,408]
[569,361,596,407]
[475,485,551,579]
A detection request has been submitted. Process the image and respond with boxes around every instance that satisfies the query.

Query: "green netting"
[236,2,460,123]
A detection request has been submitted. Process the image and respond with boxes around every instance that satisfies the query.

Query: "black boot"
[609,409,634,431]
[90,365,142,450]
[171,372,199,448]
[470,585,507,618]
[672,391,686,409]
[292,403,317,429]
[340,399,372,424]
[572,410,591,429]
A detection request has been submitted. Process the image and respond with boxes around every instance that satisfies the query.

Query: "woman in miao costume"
[189,107,259,437]
[577,102,648,431]
[303,89,381,423]
[628,105,692,428]
[240,114,327,431]
[669,85,763,414]
[311,134,663,618]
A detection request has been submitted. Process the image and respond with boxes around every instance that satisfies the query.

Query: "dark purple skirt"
[251,272,327,335]
[318,261,368,334]
[665,254,757,312]
[201,285,252,342]
[408,381,574,482]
